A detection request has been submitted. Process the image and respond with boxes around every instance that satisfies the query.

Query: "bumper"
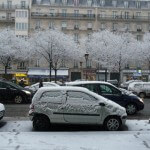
[0,110,5,120]
[121,115,127,125]
[28,110,34,120]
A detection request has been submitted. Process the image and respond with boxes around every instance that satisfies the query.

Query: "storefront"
[122,69,150,82]
[27,68,69,84]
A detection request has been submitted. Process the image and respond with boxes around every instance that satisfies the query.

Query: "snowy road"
[0,119,150,150]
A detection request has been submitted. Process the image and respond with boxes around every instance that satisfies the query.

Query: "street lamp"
[85,53,89,80]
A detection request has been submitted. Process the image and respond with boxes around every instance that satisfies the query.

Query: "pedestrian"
[19,79,25,87]
[39,78,43,88]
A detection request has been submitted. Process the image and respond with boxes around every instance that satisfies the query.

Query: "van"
[128,82,150,98]
[66,81,144,115]
[29,86,127,131]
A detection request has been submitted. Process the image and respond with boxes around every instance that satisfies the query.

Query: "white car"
[120,80,142,89]
[25,82,59,93]
[29,86,127,131]
[128,82,150,98]
[0,103,5,120]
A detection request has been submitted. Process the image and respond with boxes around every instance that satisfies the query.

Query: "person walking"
[39,78,43,88]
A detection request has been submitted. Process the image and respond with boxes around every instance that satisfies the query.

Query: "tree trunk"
[49,61,52,81]
[54,69,57,83]
[5,66,7,75]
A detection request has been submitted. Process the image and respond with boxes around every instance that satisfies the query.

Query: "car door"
[39,90,65,123]
[63,90,102,124]
[98,84,124,106]
[0,81,6,102]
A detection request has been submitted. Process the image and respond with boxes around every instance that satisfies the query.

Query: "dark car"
[66,81,144,115]
[0,80,33,104]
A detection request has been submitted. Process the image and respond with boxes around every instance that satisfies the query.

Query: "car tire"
[104,116,121,131]
[139,92,146,99]
[14,95,23,104]
[33,115,50,131]
[126,103,137,115]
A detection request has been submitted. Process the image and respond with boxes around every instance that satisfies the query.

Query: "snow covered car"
[29,86,127,131]
[25,82,59,93]
[0,103,5,120]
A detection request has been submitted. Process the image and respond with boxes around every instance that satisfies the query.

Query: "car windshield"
[6,81,24,89]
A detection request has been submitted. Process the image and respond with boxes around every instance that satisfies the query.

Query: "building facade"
[1,0,150,82]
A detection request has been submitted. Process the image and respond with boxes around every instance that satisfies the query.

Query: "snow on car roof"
[66,81,112,86]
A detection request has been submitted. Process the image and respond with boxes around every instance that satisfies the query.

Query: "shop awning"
[27,68,69,78]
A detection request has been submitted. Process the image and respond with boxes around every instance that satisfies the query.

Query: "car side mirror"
[99,102,105,106]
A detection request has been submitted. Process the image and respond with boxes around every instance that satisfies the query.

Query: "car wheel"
[139,92,146,99]
[104,117,121,131]
[14,95,23,104]
[33,115,50,131]
[126,103,137,115]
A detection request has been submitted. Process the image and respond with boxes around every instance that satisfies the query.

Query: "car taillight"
[30,104,34,110]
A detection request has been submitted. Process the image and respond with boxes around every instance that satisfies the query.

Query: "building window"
[100,23,105,30]
[17,62,26,69]
[74,22,79,30]
[74,33,79,42]
[137,24,142,32]
[21,1,26,8]
[148,2,150,8]
[62,0,67,5]
[50,9,55,16]
[7,13,11,19]
[74,0,79,6]
[124,23,130,32]
[124,12,129,19]
[61,21,67,30]
[124,1,129,8]
[136,12,141,19]
[62,9,67,17]
[87,22,92,30]
[87,33,91,40]
[100,11,106,18]
[16,11,28,18]
[137,35,142,41]
[112,0,117,7]
[136,2,141,9]
[36,60,40,67]
[7,1,12,9]
[74,60,78,68]
[49,21,55,29]
[100,0,105,6]
[74,10,79,17]
[148,24,150,32]
[148,12,150,19]
[35,20,41,29]
[112,11,117,19]
[87,10,92,18]
[87,0,92,6]
[112,23,117,31]
[16,23,28,30]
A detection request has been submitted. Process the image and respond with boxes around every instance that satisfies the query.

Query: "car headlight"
[139,98,144,103]
[22,90,31,95]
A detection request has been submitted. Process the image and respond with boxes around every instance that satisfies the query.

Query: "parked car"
[120,80,142,89]
[66,81,144,115]
[0,103,5,120]
[0,80,33,104]
[128,82,150,98]
[29,86,127,131]
[25,82,59,93]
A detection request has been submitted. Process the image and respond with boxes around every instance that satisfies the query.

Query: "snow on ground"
[0,119,150,150]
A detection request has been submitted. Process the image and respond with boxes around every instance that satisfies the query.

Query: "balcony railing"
[31,12,95,20]
[0,4,29,10]
[0,16,15,22]
[98,15,150,22]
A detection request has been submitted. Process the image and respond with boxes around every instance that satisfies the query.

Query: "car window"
[67,91,97,102]
[99,84,121,95]
[0,82,13,88]
[40,91,62,103]
[82,84,100,94]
